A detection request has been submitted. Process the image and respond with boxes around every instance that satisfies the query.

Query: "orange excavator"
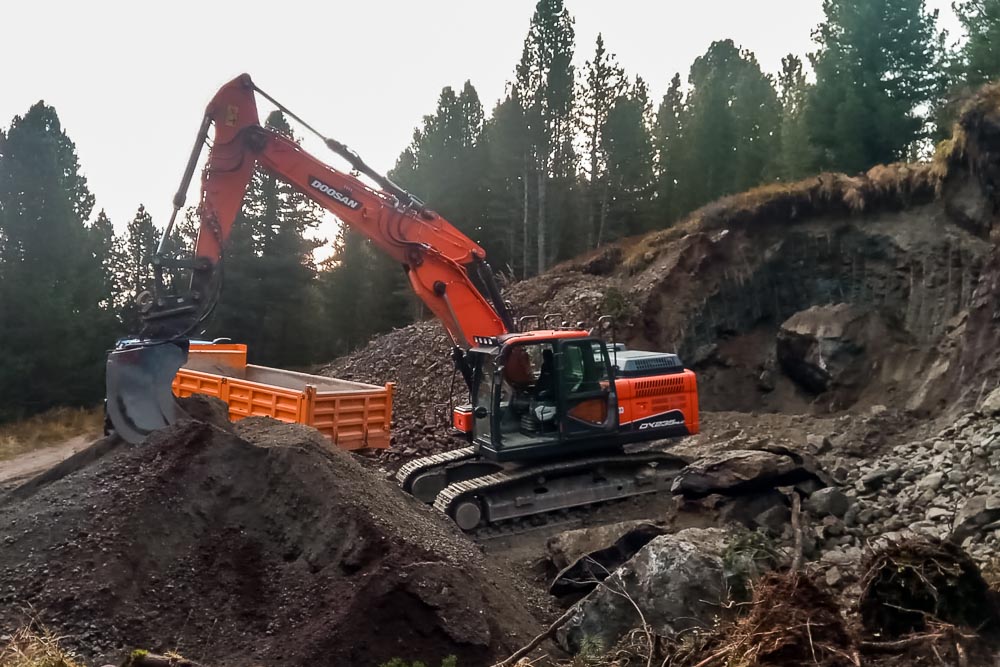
[106,74,699,530]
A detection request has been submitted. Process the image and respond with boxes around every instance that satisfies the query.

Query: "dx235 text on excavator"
[105,74,700,531]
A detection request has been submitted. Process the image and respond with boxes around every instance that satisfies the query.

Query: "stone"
[926,508,951,521]
[821,516,846,537]
[980,386,1000,416]
[546,520,663,572]
[805,434,832,455]
[754,504,791,535]
[820,548,858,567]
[806,487,851,518]
[757,369,776,393]
[952,494,1000,542]
[671,450,810,497]
[917,472,946,491]
[860,468,894,491]
[557,529,730,653]
[776,304,891,397]
[933,440,953,454]
[548,523,671,598]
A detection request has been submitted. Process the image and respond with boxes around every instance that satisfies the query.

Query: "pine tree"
[807,0,945,173]
[0,102,110,417]
[578,33,626,248]
[601,77,656,243]
[482,91,531,277]
[516,0,576,274]
[776,55,815,180]
[954,0,1000,86]
[89,209,120,317]
[117,205,159,331]
[676,41,780,214]
[653,73,685,223]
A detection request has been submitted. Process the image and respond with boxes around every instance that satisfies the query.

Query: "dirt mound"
[0,416,539,666]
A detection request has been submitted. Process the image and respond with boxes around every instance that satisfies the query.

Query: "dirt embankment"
[0,399,540,667]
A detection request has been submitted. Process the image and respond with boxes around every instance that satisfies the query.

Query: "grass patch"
[0,624,83,667]
[0,406,103,462]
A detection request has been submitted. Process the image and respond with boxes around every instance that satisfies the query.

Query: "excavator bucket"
[105,340,189,444]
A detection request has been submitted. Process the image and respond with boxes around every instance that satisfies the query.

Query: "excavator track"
[431,451,688,531]
[395,446,477,494]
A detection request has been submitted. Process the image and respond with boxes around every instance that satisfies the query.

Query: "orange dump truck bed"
[172,343,393,450]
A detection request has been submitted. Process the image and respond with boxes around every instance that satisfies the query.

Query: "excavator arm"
[107,73,513,443]
[150,73,512,348]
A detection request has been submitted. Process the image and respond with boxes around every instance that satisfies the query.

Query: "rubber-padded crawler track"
[432,451,687,529]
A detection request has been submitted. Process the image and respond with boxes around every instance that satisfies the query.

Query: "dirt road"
[0,434,92,488]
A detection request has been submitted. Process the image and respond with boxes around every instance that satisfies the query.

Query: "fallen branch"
[492,607,576,667]
[123,650,204,667]
[859,634,946,652]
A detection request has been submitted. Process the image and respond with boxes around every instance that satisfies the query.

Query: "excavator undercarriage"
[397,446,688,531]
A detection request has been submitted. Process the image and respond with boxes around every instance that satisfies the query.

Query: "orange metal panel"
[173,360,393,451]
[186,343,248,371]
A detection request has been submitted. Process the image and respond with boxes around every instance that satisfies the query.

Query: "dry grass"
[0,407,103,462]
[0,625,83,667]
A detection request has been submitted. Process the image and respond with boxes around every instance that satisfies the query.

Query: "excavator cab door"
[556,338,619,441]
[479,338,620,462]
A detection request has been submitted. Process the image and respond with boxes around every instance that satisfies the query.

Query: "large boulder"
[549,522,668,597]
[776,304,890,396]
[671,449,820,497]
[951,493,1000,542]
[546,520,663,572]
[557,528,730,653]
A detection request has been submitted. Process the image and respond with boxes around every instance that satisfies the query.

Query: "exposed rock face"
[777,304,891,398]
[557,528,730,653]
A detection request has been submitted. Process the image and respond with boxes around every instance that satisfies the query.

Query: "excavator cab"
[469,335,620,462]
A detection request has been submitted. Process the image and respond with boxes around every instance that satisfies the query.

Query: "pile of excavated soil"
[0,408,540,667]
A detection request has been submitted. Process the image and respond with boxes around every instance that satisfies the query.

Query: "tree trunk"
[587,126,600,250]
[522,156,530,279]
[597,177,611,247]
[536,164,546,276]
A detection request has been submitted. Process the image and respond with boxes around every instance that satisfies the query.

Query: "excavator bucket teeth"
[105,340,188,444]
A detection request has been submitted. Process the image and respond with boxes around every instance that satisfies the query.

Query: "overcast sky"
[1,0,961,237]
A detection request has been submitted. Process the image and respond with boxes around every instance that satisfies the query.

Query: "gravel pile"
[811,400,1000,578]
